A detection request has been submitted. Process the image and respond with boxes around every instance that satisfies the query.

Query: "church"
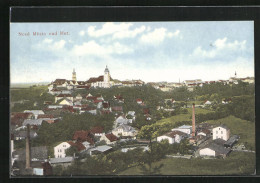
[86,66,115,88]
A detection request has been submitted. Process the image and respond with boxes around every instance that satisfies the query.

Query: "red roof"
[105,133,118,142]
[94,99,103,104]
[37,114,54,119]
[66,141,86,152]
[86,96,97,101]
[102,102,110,108]
[72,130,94,144]
[111,106,123,112]
[136,98,142,102]
[114,95,124,100]
[56,94,72,98]
[143,108,150,114]
[86,76,104,83]
[90,126,104,134]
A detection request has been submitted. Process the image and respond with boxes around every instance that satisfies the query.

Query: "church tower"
[104,65,110,87]
[72,68,77,81]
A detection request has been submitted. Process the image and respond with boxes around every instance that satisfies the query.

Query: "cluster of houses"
[149,73,254,92]
[48,66,144,95]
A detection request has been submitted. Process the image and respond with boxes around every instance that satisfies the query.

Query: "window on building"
[221,131,223,134]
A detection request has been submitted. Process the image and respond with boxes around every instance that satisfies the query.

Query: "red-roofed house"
[100,133,118,145]
[90,126,105,136]
[11,112,34,126]
[136,98,143,104]
[72,130,94,145]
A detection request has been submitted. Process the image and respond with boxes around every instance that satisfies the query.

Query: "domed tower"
[104,65,110,87]
[72,68,77,81]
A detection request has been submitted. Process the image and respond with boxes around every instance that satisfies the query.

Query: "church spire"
[72,68,77,81]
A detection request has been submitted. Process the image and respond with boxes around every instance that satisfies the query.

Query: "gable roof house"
[72,130,95,145]
[114,95,124,103]
[75,94,83,100]
[157,131,188,144]
[90,126,105,136]
[199,139,231,158]
[115,116,131,126]
[212,124,230,141]
[89,145,113,156]
[59,98,73,106]
[136,98,143,104]
[11,112,34,127]
[100,133,118,145]
[14,131,38,140]
[112,124,138,138]
[55,94,73,103]
[24,110,44,119]
[172,125,192,135]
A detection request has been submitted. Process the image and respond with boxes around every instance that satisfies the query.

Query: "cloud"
[192,38,248,59]
[71,40,133,57]
[112,25,146,39]
[79,30,85,36]
[139,28,178,45]
[87,22,133,38]
[43,38,53,44]
[52,40,66,50]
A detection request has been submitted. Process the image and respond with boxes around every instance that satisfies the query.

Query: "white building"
[112,124,138,138]
[59,98,73,106]
[54,142,72,158]
[171,125,192,135]
[24,110,44,119]
[212,124,230,141]
[157,131,187,144]
[88,66,115,88]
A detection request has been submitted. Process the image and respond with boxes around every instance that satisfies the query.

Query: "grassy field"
[157,108,212,125]
[118,152,255,175]
[206,115,255,150]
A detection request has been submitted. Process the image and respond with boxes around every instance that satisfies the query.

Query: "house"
[14,131,38,140]
[37,114,54,119]
[49,88,62,95]
[49,157,74,168]
[199,139,231,158]
[115,116,131,126]
[54,141,86,158]
[204,100,212,105]
[32,161,53,176]
[89,145,113,156]
[111,106,123,113]
[212,124,230,141]
[172,125,192,135]
[59,98,73,106]
[24,110,44,119]
[197,129,211,137]
[136,98,143,104]
[11,112,34,126]
[90,126,105,136]
[54,142,72,158]
[112,124,138,138]
[224,135,239,148]
[23,119,45,126]
[75,94,83,100]
[100,133,118,145]
[55,94,73,103]
[72,130,94,144]
[157,131,187,144]
[114,95,124,103]
[13,146,48,162]
[127,111,136,120]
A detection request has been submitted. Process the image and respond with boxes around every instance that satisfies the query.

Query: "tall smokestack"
[25,124,31,169]
[192,103,196,137]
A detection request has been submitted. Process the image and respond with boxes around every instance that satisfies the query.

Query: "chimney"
[192,103,196,137]
[25,124,31,169]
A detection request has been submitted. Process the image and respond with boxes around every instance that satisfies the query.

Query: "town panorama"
[10,22,255,176]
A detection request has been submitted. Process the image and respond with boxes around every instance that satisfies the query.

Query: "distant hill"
[10,82,49,88]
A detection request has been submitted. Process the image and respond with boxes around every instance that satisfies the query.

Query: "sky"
[10,21,254,83]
